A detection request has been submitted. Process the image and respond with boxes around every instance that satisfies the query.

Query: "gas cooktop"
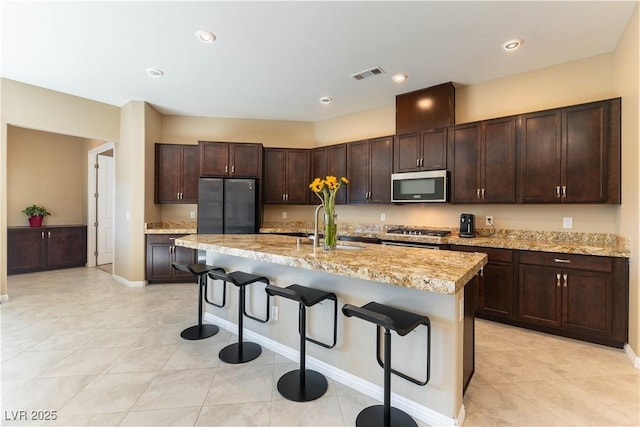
[386,228,451,237]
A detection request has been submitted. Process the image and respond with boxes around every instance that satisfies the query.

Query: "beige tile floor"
[1,267,638,426]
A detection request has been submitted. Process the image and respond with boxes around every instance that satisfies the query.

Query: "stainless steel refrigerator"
[197,178,258,234]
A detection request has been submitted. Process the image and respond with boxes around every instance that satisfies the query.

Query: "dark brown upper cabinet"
[518,98,620,204]
[394,128,448,173]
[199,141,263,178]
[263,148,310,204]
[396,82,455,134]
[310,144,348,205]
[155,144,199,204]
[347,136,393,204]
[448,117,516,203]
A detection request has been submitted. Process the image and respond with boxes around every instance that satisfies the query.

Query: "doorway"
[87,142,115,269]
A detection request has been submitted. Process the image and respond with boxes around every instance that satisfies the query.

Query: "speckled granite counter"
[260,222,630,258]
[175,233,487,295]
[144,221,196,234]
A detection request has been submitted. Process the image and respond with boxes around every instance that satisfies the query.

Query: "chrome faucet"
[313,204,324,248]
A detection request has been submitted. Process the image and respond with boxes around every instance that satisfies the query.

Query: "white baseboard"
[205,312,462,426]
[0,294,9,302]
[112,274,146,288]
[624,343,640,369]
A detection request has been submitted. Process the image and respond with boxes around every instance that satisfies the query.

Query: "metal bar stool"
[265,284,337,402]
[342,302,431,427]
[208,270,270,364]
[171,262,226,340]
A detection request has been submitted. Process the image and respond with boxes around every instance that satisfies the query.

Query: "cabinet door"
[263,149,287,203]
[181,145,199,203]
[312,145,347,205]
[368,136,392,203]
[230,143,262,177]
[199,142,230,177]
[479,262,515,319]
[155,144,182,203]
[562,269,612,336]
[562,102,608,203]
[421,128,447,170]
[173,245,196,281]
[46,227,87,269]
[518,264,562,327]
[449,124,481,203]
[7,228,46,274]
[284,149,310,204]
[483,118,516,203]
[347,140,370,203]
[146,237,174,282]
[519,110,562,203]
[393,133,420,173]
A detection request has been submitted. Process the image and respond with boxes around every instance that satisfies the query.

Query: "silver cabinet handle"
[48,231,51,239]
[282,194,285,201]
[168,237,175,240]
[232,165,235,173]
[416,158,419,167]
[556,273,561,287]
[556,186,561,198]
[476,188,481,198]
[420,158,424,167]
[177,193,180,199]
[41,232,45,239]
[563,273,568,287]
[225,165,229,173]
[481,188,485,198]
[562,186,567,197]
[285,194,288,201]
[554,258,571,264]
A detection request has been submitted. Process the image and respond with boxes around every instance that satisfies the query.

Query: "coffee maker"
[459,213,475,238]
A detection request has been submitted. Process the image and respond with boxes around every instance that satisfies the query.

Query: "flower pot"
[28,215,44,228]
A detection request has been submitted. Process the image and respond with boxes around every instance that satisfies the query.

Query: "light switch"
[380,213,386,221]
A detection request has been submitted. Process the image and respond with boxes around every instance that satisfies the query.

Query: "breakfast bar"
[176,234,487,426]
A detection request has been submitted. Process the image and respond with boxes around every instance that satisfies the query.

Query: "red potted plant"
[22,204,51,227]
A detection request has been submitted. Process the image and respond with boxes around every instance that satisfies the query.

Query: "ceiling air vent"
[351,66,385,81]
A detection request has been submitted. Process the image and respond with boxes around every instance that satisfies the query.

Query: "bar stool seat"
[171,262,226,340]
[265,284,337,402]
[208,270,270,364]
[342,302,431,427]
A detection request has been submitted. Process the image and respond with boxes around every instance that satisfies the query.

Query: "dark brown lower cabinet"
[146,234,196,283]
[8,226,87,275]
[451,246,628,348]
[517,251,627,347]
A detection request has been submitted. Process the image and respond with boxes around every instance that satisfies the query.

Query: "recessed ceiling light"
[503,39,523,51]
[392,73,407,83]
[319,96,332,104]
[196,30,216,43]
[146,68,164,77]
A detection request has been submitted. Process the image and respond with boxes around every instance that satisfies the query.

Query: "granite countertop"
[259,222,630,258]
[145,221,197,234]
[175,234,487,295]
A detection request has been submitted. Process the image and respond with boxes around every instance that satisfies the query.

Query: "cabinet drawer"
[452,245,513,263]
[519,251,613,272]
[146,234,186,245]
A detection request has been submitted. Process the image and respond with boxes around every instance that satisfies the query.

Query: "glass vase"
[323,212,337,251]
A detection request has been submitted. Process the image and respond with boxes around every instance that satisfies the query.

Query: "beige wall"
[7,126,88,226]
[614,5,640,355]
[1,79,120,297]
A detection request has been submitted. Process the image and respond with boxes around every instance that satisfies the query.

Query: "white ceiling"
[1,1,637,122]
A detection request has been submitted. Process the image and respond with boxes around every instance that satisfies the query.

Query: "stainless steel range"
[383,228,451,249]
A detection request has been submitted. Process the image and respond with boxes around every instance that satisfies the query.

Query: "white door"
[97,154,114,265]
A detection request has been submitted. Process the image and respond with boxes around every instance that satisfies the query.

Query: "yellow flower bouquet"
[309,175,348,250]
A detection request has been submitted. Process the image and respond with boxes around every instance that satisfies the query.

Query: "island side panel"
[204,251,466,420]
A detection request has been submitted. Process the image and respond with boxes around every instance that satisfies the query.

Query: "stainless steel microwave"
[391,170,448,203]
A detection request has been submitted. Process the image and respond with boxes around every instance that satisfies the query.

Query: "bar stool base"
[180,324,219,341]
[277,369,328,402]
[356,405,417,427]
[219,342,261,364]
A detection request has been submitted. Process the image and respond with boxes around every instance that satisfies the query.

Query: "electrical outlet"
[271,305,278,321]
[190,211,196,219]
[563,217,573,229]
[485,216,494,226]
[380,213,386,221]
[282,211,287,219]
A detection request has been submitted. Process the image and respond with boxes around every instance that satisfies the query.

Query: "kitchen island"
[176,234,487,426]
